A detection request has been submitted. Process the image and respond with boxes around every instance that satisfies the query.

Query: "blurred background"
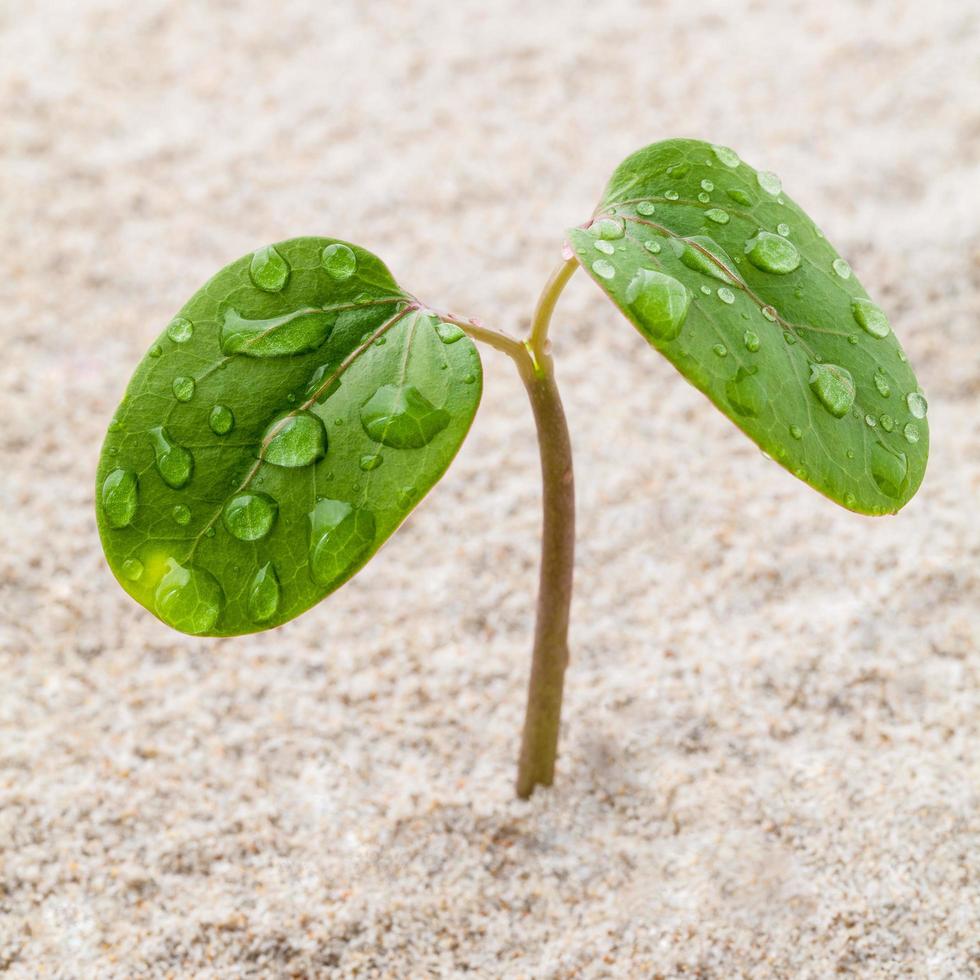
[2,0,978,975]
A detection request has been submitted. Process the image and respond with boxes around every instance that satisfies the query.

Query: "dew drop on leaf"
[727,188,752,206]
[873,370,891,398]
[777,223,790,237]
[906,391,928,419]
[711,144,740,168]
[172,376,195,402]
[360,385,450,449]
[220,307,335,358]
[903,422,919,443]
[624,268,690,342]
[249,245,290,293]
[101,469,139,528]
[643,240,662,254]
[865,413,877,428]
[725,366,764,418]
[305,363,341,403]
[712,343,728,358]
[593,217,625,240]
[757,171,782,196]
[223,492,278,541]
[880,413,894,432]
[789,424,803,440]
[434,321,465,344]
[149,345,163,358]
[155,558,224,635]
[262,411,328,467]
[851,299,890,338]
[122,558,144,581]
[148,426,193,488]
[700,179,714,192]
[594,240,615,255]
[745,232,801,274]
[808,363,855,418]
[672,236,740,284]
[248,563,281,623]
[704,208,730,224]
[717,287,735,305]
[743,329,761,352]
[636,201,656,215]
[870,442,908,499]
[307,498,376,588]
[359,453,383,471]
[172,503,191,526]
[209,404,235,435]
[832,258,852,279]
[592,259,616,279]
[761,305,778,321]
[664,189,679,201]
[167,317,194,343]
[321,243,357,280]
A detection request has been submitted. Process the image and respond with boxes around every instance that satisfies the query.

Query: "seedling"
[97,139,929,798]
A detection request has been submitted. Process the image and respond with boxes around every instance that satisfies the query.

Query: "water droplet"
[832,258,851,279]
[359,453,383,471]
[789,424,803,440]
[727,188,752,206]
[624,268,690,342]
[698,192,711,204]
[374,335,387,347]
[262,411,328,467]
[865,413,877,428]
[172,503,191,526]
[757,171,782,196]
[672,236,740,284]
[903,422,919,444]
[762,305,778,321]
[743,330,760,352]
[777,223,790,237]
[594,239,615,255]
[435,321,465,344]
[308,498,376,588]
[870,442,908,499]
[209,404,235,436]
[122,558,144,582]
[149,344,163,358]
[643,240,662,254]
[463,373,476,384]
[321,243,357,280]
[664,189,679,201]
[745,231,801,274]
[880,413,894,432]
[592,259,616,280]
[808,363,855,418]
[360,385,450,449]
[148,427,193,488]
[636,201,656,216]
[172,376,195,402]
[847,335,858,345]
[101,469,139,528]
[725,366,764,417]
[220,306,336,358]
[248,563,280,623]
[167,317,193,343]
[305,363,342,403]
[249,245,290,292]
[897,350,908,363]
[205,526,216,538]
[851,299,890,338]
[700,285,712,296]
[712,343,728,357]
[108,418,123,433]
[712,145,740,168]
[700,179,714,192]
[906,391,927,418]
[666,162,690,178]
[717,287,735,305]
[846,449,855,459]
[593,217,625,240]
[223,492,278,541]
[705,208,730,224]
[783,332,797,345]
[155,559,224,635]
[873,371,891,398]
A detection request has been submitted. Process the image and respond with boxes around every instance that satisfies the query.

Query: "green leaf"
[568,138,928,515]
[96,237,482,636]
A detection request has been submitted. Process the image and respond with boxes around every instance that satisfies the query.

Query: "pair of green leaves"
[96,139,928,636]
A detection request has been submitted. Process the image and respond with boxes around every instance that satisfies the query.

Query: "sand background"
[2,1,979,976]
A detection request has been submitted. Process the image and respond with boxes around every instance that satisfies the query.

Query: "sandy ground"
[2,0,980,976]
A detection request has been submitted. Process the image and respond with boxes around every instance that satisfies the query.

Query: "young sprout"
[96,139,928,798]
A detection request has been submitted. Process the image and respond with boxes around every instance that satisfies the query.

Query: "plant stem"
[515,259,577,799]
[447,257,578,799]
